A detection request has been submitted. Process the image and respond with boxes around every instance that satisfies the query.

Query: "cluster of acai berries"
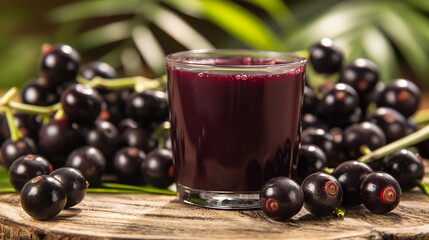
[259,38,426,220]
[0,44,174,220]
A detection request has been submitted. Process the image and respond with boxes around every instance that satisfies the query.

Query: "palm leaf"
[76,20,132,50]
[200,0,283,51]
[48,0,141,23]
[361,26,399,83]
[403,0,429,13]
[285,1,377,50]
[121,47,145,76]
[132,26,165,75]
[244,0,297,28]
[163,0,205,18]
[378,6,429,85]
[144,5,214,49]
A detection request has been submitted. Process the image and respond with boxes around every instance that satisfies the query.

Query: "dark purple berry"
[301,172,343,216]
[327,127,348,167]
[20,175,67,220]
[21,78,61,106]
[260,177,303,220]
[126,90,169,127]
[309,38,343,74]
[0,137,37,168]
[9,154,52,193]
[382,149,424,192]
[302,86,318,114]
[117,118,139,132]
[342,122,386,159]
[377,78,420,118]
[61,84,103,125]
[366,107,407,143]
[339,58,379,96]
[79,61,117,94]
[164,135,172,150]
[38,118,81,165]
[121,128,158,153]
[301,128,336,162]
[113,147,146,185]
[40,44,80,86]
[84,120,121,171]
[297,145,327,182]
[65,146,106,186]
[319,83,361,127]
[302,113,328,131]
[1,113,42,141]
[332,160,374,206]
[359,172,401,214]
[79,61,117,80]
[50,167,88,208]
[141,149,174,188]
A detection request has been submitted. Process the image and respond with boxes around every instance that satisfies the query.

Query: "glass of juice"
[165,49,306,209]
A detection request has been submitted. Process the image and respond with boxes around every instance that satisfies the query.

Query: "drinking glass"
[165,49,306,209]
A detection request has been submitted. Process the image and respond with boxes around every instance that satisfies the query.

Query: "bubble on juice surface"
[198,72,204,78]
[235,75,241,80]
[241,75,248,80]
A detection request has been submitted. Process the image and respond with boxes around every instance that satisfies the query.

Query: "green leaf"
[0,38,43,89]
[163,0,205,18]
[100,182,176,195]
[145,6,214,49]
[403,0,429,13]
[378,7,429,84]
[418,182,429,197]
[361,26,399,83]
[387,2,429,52]
[200,0,283,51]
[132,25,165,75]
[76,20,132,50]
[0,168,14,193]
[48,0,142,23]
[121,47,145,76]
[244,0,297,28]
[285,1,377,50]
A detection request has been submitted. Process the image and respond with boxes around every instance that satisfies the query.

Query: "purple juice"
[167,56,305,192]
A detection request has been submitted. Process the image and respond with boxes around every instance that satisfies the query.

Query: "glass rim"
[165,49,307,70]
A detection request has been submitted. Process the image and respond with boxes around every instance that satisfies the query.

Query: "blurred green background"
[1,0,429,89]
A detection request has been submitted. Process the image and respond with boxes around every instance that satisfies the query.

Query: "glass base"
[176,184,261,210]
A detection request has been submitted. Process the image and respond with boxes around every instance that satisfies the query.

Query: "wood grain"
[1,159,429,239]
[0,185,428,240]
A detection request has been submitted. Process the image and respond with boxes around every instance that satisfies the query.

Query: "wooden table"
[0,184,428,239]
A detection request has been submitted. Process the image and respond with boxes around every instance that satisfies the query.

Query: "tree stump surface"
[0,185,428,239]
[1,154,429,240]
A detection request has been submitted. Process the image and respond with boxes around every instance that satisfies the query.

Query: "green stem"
[53,107,65,120]
[414,109,429,125]
[335,206,346,218]
[323,167,334,174]
[0,87,18,105]
[360,145,372,155]
[76,75,164,92]
[358,125,429,163]
[77,76,136,89]
[134,76,162,93]
[3,107,21,142]
[8,101,61,116]
[417,182,429,197]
